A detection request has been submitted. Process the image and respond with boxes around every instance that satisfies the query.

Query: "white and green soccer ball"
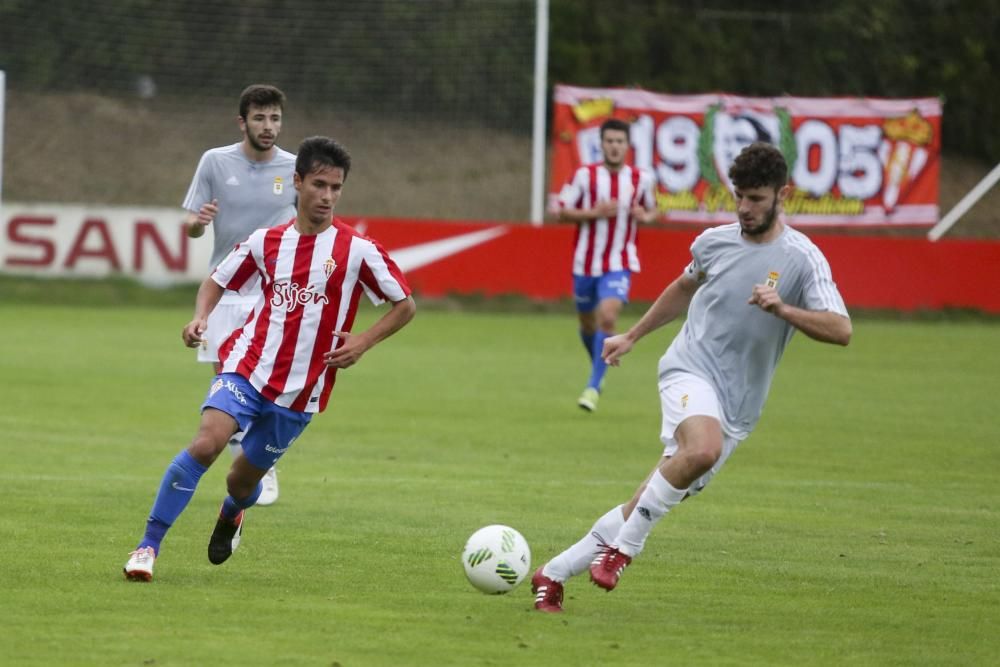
[461,524,531,594]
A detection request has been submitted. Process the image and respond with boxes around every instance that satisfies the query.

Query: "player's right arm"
[182,275,225,348]
[185,198,219,238]
[182,151,219,238]
[558,199,619,223]
[603,272,699,366]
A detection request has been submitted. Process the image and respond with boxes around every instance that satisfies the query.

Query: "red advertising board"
[3,203,998,313]
[549,85,942,227]
[353,217,1000,314]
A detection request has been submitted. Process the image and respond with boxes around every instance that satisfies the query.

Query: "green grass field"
[1,289,998,666]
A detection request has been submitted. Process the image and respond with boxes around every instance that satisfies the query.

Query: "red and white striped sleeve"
[211,230,263,295]
[557,166,590,211]
[357,237,411,305]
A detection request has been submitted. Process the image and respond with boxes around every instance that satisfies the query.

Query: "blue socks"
[579,330,596,360]
[221,481,263,520]
[586,331,610,390]
[138,450,207,554]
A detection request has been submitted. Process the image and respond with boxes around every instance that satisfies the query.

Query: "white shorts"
[658,371,743,496]
[196,293,258,364]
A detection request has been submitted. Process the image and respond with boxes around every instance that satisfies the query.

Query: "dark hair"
[728,142,788,191]
[600,118,631,139]
[238,84,286,119]
[296,136,352,180]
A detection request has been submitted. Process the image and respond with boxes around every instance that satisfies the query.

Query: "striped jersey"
[212,218,411,413]
[658,222,849,439]
[558,163,656,276]
[182,142,298,268]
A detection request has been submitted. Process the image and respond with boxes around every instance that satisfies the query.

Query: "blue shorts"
[201,373,313,470]
[573,270,632,313]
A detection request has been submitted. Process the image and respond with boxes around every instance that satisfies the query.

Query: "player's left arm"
[324,296,416,368]
[749,285,852,346]
[629,172,660,224]
[629,201,659,224]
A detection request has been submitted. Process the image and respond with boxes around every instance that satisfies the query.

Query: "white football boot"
[257,467,279,506]
[123,546,156,582]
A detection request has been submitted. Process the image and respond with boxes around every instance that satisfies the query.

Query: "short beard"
[246,133,273,153]
[741,198,779,237]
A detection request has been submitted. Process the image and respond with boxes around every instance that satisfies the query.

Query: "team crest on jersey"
[210,378,224,396]
[766,271,780,288]
[323,257,337,278]
[273,177,284,195]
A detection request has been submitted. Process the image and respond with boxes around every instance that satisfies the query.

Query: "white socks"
[615,470,687,557]
[543,505,626,582]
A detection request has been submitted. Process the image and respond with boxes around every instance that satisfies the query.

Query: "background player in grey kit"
[532,142,853,613]
[181,83,297,505]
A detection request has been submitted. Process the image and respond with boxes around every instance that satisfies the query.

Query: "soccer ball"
[461,524,531,594]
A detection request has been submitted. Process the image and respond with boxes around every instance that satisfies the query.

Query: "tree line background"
[1,0,996,160]
[1,0,997,230]
[550,0,998,162]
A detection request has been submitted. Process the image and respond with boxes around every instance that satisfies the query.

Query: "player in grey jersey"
[181,84,297,505]
[531,142,852,613]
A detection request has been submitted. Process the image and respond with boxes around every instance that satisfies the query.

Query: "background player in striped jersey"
[182,83,297,504]
[532,142,852,612]
[556,118,658,412]
[124,136,416,582]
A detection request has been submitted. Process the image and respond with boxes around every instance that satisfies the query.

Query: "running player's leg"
[574,274,598,360]
[201,300,281,504]
[583,271,631,406]
[200,301,251,457]
[589,373,726,590]
[574,274,603,410]
[209,393,311,564]
[125,404,239,580]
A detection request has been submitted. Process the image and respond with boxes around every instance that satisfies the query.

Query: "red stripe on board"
[316,216,1000,313]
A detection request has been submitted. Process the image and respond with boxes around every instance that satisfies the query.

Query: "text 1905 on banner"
[549,85,941,227]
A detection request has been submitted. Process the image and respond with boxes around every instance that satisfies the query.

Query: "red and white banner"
[3,203,998,312]
[549,84,942,227]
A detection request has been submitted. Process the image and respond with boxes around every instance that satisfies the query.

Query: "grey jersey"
[658,223,849,439]
[182,143,297,268]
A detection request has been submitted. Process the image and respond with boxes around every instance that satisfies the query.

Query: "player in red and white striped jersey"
[124,136,415,582]
[211,209,409,413]
[557,118,658,412]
